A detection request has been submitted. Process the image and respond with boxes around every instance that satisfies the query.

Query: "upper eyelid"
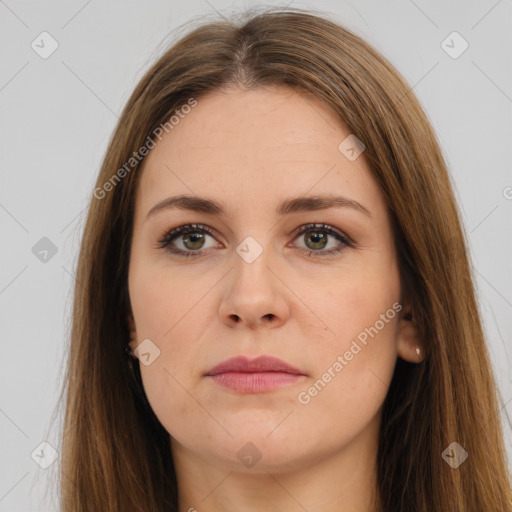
[161,222,352,246]
[291,223,347,237]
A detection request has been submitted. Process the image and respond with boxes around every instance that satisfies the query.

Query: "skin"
[127,85,424,512]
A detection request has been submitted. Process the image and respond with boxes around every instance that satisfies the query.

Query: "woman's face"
[128,85,420,473]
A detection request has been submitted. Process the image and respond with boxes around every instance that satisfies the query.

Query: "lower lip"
[207,372,304,393]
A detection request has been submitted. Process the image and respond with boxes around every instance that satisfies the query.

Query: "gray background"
[1,0,511,510]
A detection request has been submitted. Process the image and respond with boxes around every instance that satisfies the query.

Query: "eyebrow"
[145,194,372,219]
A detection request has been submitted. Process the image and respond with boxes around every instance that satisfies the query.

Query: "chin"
[207,429,317,472]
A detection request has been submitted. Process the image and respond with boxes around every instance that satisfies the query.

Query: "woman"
[58,7,512,511]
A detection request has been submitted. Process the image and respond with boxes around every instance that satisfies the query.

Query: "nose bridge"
[232,234,275,299]
[219,233,288,328]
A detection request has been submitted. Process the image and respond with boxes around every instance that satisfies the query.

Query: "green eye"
[158,222,353,258]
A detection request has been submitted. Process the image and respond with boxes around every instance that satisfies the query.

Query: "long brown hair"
[56,7,512,511]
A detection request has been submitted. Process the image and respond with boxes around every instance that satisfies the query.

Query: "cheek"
[128,262,216,427]
[296,269,400,412]
[129,257,209,342]
[308,262,400,348]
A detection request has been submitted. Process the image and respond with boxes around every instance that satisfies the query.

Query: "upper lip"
[205,356,305,376]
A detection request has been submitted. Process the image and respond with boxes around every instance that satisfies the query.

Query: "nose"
[218,239,290,330]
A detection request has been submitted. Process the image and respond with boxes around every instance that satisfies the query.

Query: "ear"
[396,306,426,363]
[127,314,139,358]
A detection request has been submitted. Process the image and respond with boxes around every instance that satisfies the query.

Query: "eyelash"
[157,223,354,258]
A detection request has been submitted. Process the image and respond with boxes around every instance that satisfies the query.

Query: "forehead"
[146,85,349,163]
[135,85,384,219]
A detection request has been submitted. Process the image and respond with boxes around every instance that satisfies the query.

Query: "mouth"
[204,355,307,393]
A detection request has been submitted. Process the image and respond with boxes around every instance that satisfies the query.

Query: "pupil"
[307,231,327,249]
[184,232,204,249]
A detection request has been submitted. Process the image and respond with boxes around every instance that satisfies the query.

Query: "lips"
[205,355,304,376]
[205,355,306,393]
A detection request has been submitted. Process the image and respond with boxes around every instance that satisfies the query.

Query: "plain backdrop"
[1,0,511,510]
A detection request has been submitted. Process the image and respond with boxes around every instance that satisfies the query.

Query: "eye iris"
[305,230,327,250]
[183,232,205,250]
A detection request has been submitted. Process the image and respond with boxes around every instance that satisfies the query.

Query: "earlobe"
[396,310,425,363]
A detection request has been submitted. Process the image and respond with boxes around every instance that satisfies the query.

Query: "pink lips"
[205,355,306,393]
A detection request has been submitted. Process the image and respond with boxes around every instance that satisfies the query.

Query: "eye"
[290,223,353,257]
[158,223,354,258]
[157,224,219,257]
